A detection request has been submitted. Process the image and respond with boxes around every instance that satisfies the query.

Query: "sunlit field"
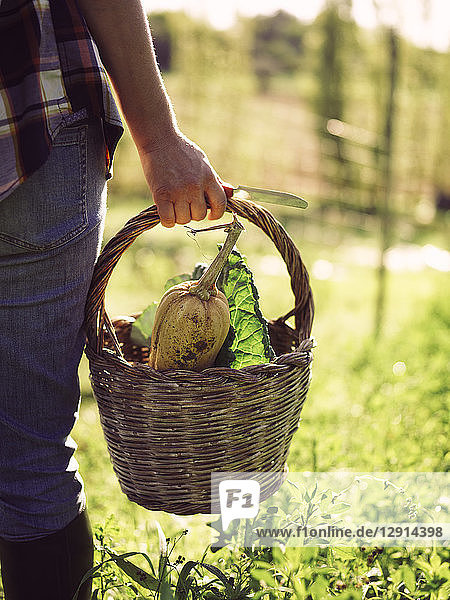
[72,52,449,598]
[2,6,449,597]
[68,168,448,596]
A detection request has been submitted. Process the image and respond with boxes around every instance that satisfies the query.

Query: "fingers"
[206,178,227,221]
[173,199,191,224]
[189,188,208,222]
[154,187,205,227]
[154,179,226,227]
[154,198,175,228]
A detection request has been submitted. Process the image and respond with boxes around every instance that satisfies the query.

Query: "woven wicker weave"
[84,196,314,514]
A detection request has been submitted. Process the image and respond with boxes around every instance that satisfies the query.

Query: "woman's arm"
[77,0,227,227]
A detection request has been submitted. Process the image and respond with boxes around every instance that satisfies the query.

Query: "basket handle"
[84,197,314,352]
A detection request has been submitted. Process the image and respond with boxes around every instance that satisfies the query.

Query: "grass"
[2,74,449,598]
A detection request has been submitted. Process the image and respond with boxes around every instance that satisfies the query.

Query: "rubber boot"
[0,510,94,600]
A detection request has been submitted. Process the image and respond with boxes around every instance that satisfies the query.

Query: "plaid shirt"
[0,0,123,201]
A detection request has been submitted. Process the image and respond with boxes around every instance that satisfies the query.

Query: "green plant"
[70,517,450,600]
[73,523,263,600]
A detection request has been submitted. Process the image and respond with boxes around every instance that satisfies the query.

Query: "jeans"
[0,115,107,541]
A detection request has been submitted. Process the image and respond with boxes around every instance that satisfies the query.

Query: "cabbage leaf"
[217,248,275,369]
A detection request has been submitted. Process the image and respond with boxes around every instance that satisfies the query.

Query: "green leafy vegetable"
[191,262,207,280]
[130,301,158,347]
[217,248,275,369]
[213,325,236,367]
[163,273,191,292]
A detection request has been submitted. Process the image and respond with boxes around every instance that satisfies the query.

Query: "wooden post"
[374,28,398,339]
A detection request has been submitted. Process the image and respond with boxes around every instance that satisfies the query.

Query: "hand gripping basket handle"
[84,196,314,353]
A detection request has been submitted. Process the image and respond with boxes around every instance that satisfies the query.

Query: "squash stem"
[189,215,245,300]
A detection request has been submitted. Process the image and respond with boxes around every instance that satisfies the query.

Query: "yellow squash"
[149,216,244,371]
[148,281,230,371]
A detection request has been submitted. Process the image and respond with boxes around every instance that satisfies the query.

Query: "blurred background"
[74,0,449,552]
[105,0,450,332]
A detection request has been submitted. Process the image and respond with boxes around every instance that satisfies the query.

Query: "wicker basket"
[84,196,314,514]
